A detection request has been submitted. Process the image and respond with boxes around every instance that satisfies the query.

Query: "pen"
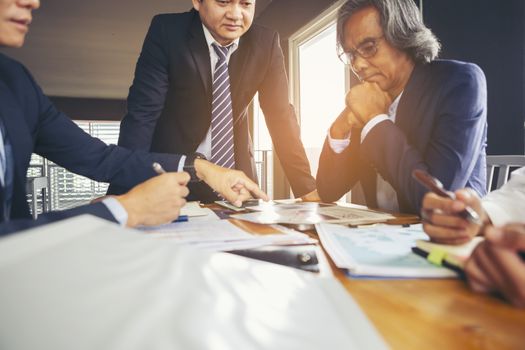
[412,169,482,225]
[152,162,166,175]
[172,215,188,223]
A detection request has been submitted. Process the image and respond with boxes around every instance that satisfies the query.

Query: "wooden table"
[331,256,525,349]
[228,211,525,350]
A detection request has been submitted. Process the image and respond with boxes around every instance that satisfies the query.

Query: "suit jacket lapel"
[188,12,212,98]
[395,63,425,136]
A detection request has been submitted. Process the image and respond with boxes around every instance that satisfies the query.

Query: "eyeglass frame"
[337,35,385,69]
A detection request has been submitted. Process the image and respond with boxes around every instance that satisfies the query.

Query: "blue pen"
[173,215,188,223]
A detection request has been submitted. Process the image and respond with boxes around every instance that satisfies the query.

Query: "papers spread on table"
[138,219,315,252]
[317,223,456,278]
[0,215,388,350]
[231,201,395,225]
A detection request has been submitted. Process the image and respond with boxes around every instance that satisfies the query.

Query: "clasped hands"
[330,82,392,138]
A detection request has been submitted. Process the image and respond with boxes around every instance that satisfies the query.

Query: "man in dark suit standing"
[317,0,487,214]
[110,0,318,201]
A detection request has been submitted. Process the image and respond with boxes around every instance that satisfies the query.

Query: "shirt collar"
[388,92,403,116]
[202,24,239,52]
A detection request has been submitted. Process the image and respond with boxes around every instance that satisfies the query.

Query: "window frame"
[288,0,351,124]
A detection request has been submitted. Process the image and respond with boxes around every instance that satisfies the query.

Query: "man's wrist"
[194,158,210,182]
[113,195,140,228]
[101,196,129,227]
[330,123,351,139]
[331,112,352,139]
[183,153,206,182]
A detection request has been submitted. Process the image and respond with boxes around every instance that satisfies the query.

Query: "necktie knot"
[212,43,232,61]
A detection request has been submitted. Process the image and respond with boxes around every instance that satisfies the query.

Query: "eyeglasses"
[338,36,384,68]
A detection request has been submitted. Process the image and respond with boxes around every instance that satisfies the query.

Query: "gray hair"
[337,0,441,64]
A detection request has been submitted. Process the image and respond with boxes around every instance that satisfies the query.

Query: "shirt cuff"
[177,155,187,172]
[102,197,128,227]
[327,129,351,154]
[482,200,510,227]
[360,114,392,143]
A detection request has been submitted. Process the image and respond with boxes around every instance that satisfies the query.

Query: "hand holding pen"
[413,169,481,225]
[152,162,189,222]
[414,169,488,245]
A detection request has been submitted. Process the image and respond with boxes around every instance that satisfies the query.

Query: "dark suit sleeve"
[258,32,316,197]
[361,64,487,213]
[22,66,180,192]
[316,131,363,203]
[118,15,170,151]
[0,203,115,237]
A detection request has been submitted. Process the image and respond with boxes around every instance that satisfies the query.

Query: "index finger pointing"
[241,179,269,201]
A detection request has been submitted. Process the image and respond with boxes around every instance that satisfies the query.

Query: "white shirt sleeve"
[360,114,392,143]
[102,197,128,227]
[177,155,187,172]
[482,166,525,226]
[327,129,351,154]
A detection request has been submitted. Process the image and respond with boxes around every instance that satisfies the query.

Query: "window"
[295,23,347,176]
[289,0,350,199]
[27,121,120,214]
[252,94,274,198]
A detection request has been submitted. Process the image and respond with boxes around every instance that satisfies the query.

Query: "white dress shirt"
[482,166,525,226]
[328,93,403,212]
[177,25,240,171]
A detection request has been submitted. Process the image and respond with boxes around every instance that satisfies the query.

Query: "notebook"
[316,223,456,278]
[412,237,484,274]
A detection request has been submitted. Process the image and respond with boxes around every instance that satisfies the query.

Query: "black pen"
[152,162,166,175]
[412,169,482,225]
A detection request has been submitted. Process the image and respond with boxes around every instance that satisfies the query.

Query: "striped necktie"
[210,43,235,169]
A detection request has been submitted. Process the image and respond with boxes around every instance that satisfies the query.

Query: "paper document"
[180,201,219,222]
[0,215,388,350]
[139,220,314,252]
[232,202,394,225]
[317,223,456,278]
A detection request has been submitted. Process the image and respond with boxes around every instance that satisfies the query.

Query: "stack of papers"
[139,219,316,252]
[232,202,395,225]
[317,223,456,278]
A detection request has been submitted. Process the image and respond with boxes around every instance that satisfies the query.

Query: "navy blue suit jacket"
[317,60,488,214]
[110,10,315,198]
[0,54,181,236]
